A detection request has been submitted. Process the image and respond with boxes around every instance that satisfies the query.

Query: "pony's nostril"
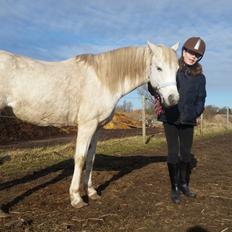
[168,94,176,105]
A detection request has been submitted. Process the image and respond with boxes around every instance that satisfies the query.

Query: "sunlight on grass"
[195,124,232,138]
[0,143,74,177]
[0,135,166,177]
[0,127,231,178]
[97,135,166,155]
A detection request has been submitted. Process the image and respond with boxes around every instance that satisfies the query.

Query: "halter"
[154,81,176,91]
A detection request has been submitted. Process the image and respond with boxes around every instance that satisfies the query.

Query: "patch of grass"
[97,135,166,155]
[0,135,166,178]
[0,143,74,178]
[195,126,232,139]
[1,128,231,178]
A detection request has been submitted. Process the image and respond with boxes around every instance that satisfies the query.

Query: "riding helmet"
[183,37,206,56]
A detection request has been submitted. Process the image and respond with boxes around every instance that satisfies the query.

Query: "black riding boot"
[167,163,181,204]
[179,162,196,198]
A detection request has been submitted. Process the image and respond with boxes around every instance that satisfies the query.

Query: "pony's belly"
[9,102,77,127]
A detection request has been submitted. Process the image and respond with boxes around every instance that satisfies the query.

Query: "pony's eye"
[157,67,162,71]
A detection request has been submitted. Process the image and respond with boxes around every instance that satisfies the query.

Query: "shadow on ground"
[1,153,166,213]
[186,225,209,232]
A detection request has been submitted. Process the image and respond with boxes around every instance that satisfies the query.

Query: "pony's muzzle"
[168,94,179,106]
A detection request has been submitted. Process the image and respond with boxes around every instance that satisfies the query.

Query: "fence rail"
[121,95,232,143]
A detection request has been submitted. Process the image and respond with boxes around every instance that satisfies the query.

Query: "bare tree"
[116,100,133,112]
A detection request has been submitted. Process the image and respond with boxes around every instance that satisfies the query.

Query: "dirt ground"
[0,109,144,145]
[0,131,231,232]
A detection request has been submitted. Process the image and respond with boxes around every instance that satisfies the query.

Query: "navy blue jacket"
[150,68,207,126]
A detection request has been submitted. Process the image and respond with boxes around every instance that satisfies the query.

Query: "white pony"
[0,41,179,209]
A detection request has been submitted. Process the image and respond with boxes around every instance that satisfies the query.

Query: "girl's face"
[183,49,201,66]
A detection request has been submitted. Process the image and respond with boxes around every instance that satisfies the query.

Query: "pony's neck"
[94,46,151,96]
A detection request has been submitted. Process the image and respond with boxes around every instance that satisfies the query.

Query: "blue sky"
[0,0,231,109]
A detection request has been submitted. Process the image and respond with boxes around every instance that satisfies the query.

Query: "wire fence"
[118,95,232,142]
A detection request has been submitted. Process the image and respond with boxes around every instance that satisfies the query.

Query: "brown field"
[0,129,231,232]
[0,110,143,145]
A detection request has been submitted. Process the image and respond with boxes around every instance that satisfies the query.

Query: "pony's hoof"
[0,209,10,218]
[89,192,101,200]
[71,200,88,209]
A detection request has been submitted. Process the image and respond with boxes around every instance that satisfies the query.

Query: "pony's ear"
[147,41,159,53]
[171,42,179,51]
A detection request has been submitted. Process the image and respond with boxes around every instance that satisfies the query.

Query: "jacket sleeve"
[196,75,207,117]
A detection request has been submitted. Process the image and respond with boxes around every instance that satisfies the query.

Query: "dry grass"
[0,126,231,179]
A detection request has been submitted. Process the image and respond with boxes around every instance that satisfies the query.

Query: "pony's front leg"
[69,121,97,208]
[84,129,100,200]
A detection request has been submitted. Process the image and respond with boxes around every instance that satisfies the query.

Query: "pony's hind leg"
[69,120,97,208]
[84,129,101,200]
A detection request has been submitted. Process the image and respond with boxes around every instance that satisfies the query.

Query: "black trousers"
[163,122,194,164]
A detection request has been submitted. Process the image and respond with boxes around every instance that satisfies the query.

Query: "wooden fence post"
[200,114,204,135]
[226,107,229,129]
[142,95,146,144]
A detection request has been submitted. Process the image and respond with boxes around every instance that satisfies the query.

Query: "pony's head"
[147,41,179,107]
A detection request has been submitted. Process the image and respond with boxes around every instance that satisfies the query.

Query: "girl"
[149,37,206,203]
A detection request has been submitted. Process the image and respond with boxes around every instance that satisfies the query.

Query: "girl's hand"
[196,117,201,125]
